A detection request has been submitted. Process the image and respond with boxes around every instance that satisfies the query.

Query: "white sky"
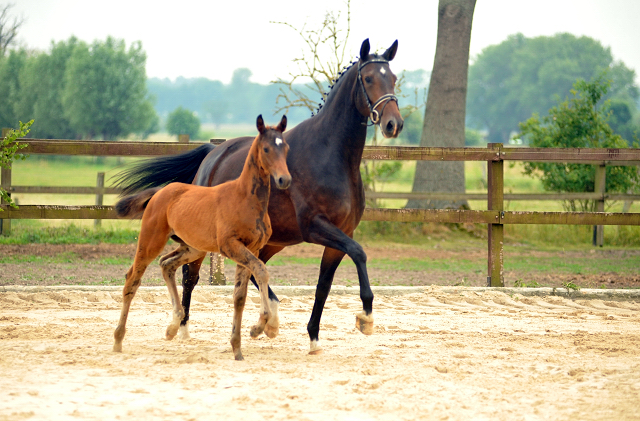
[12,0,640,85]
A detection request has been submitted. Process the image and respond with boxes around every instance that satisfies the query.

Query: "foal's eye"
[263,147,269,153]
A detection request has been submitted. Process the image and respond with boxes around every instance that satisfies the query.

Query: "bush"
[517,74,639,211]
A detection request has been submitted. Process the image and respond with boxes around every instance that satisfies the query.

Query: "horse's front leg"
[304,217,374,353]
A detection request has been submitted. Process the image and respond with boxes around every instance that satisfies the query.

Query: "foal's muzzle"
[274,174,292,190]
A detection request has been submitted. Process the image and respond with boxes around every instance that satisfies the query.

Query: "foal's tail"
[114,187,162,219]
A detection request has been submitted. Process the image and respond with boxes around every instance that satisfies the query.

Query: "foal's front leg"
[230,265,251,361]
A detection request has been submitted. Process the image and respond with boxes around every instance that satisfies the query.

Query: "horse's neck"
[311,70,368,166]
[237,137,270,204]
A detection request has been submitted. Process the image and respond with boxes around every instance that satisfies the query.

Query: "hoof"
[309,340,322,355]
[264,323,279,339]
[166,324,179,340]
[234,352,244,361]
[355,312,374,335]
[178,324,191,340]
[249,324,264,339]
[113,343,123,353]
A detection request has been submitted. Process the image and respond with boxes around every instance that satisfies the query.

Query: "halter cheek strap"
[358,58,399,126]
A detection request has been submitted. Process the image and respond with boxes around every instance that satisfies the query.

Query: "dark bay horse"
[113,115,290,360]
[114,39,403,354]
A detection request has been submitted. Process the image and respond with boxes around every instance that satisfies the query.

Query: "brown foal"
[112,115,290,360]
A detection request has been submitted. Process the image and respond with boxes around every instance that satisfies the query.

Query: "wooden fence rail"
[2,138,640,288]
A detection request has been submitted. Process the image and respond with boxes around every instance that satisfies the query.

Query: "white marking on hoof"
[178,323,191,340]
[309,340,322,355]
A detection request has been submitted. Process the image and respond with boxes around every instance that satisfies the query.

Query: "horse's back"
[194,136,253,187]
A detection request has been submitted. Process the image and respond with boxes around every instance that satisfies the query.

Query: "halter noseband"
[357,58,398,126]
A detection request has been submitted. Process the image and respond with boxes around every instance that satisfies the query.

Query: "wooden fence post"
[1,128,12,236]
[178,134,190,144]
[487,143,504,287]
[593,164,606,247]
[94,172,105,228]
[209,253,226,285]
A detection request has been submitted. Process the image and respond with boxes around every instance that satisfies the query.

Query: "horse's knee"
[348,244,367,265]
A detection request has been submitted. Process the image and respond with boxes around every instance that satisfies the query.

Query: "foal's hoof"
[166,324,179,340]
[234,352,244,361]
[264,323,279,339]
[249,324,265,339]
[113,343,123,353]
[355,312,374,335]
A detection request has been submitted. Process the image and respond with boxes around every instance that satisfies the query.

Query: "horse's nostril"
[386,121,395,133]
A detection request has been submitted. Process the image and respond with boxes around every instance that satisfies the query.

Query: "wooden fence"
[2,138,640,288]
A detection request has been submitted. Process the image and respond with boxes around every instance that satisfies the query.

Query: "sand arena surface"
[1,285,639,421]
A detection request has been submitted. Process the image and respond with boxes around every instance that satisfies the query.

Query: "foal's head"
[255,114,291,190]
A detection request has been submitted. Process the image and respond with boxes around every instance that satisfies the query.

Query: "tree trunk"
[406,0,476,210]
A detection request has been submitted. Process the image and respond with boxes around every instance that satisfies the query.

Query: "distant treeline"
[147,69,316,126]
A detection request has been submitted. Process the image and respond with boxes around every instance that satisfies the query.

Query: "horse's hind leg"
[178,257,205,340]
[159,245,207,340]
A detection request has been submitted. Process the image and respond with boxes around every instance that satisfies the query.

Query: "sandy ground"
[1,285,639,421]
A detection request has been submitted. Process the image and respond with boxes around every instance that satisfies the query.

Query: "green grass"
[0,221,140,245]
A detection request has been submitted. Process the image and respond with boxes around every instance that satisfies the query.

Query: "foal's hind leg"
[113,239,167,352]
[159,245,207,340]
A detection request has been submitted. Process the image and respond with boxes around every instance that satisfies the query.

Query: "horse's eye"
[365,76,373,84]
[263,147,269,153]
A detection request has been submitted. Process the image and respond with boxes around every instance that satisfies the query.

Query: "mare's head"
[255,114,291,190]
[355,39,404,138]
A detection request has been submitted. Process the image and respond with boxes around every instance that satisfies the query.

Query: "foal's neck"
[237,135,271,204]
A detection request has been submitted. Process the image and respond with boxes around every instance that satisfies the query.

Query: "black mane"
[313,59,359,117]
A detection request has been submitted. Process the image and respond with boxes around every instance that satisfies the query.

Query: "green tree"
[1,119,31,209]
[518,74,639,212]
[61,37,155,140]
[15,38,78,139]
[166,106,200,140]
[468,33,639,144]
[0,48,27,129]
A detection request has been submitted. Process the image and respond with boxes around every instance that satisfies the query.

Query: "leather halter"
[357,58,398,126]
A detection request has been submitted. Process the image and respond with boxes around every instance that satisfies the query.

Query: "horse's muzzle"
[381,116,404,138]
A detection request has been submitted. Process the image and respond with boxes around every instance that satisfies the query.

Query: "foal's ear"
[277,115,287,133]
[256,114,265,134]
[359,38,370,61]
[382,40,398,61]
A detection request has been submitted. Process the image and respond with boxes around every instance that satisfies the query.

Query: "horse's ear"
[256,114,265,134]
[359,38,370,60]
[382,40,398,61]
[277,115,287,133]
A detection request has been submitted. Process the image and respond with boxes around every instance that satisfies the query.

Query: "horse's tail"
[115,187,162,219]
[111,143,216,196]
